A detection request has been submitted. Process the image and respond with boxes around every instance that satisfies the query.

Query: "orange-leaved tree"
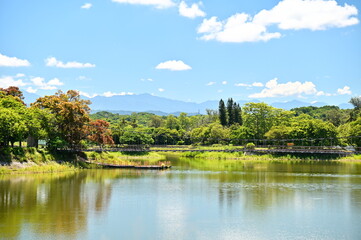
[32,90,91,148]
[87,119,114,147]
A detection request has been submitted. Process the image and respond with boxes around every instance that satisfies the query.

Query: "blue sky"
[0,0,360,105]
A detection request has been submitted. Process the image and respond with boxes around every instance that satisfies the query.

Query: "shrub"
[245,142,256,150]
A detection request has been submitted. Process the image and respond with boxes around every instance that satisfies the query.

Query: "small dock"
[104,164,171,170]
[80,158,172,170]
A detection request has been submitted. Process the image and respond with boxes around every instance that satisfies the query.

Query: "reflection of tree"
[0,171,120,239]
[181,158,361,211]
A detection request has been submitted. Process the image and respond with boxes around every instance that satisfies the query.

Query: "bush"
[245,142,255,150]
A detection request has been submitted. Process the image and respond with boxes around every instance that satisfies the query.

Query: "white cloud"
[31,77,64,90]
[252,82,264,87]
[80,3,93,9]
[15,73,25,78]
[249,78,323,98]
[197,0,358,43]
[81,3,92,9]
[141,78,154,82]
[206,81,216,86]
[222,81,227,85]
[235,82,264,87]
[112,0,175,9]
[47,78,64,86]
[0,75,27,88]
[217,89,223,93]
[158,88,165,92]
[254,0,359,31]
[179,1,206,19]
[102,91,135,97]
[45,57,95,68]
[155,60,191,71]
[235,83,249,87]
[0,53,31,67]
[79,91,98,98]
[26,87,37,94]
[316,91,332,96]
[337,86,352,95]
[198,14,281,43]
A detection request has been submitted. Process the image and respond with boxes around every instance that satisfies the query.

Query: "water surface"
[1,157,361,240]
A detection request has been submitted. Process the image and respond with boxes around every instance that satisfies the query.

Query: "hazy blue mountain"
[271,100,329,110]
[271,100,310,110]
[87,94,343,114]
[88,94,220,114]
[339,103,353,109]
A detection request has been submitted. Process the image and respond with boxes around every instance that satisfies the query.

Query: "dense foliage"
[1,86,361,148]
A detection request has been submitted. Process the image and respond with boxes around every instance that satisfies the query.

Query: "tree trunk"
[27,136,39,148]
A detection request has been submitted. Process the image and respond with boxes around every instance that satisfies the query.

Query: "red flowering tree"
[88,119,114,147]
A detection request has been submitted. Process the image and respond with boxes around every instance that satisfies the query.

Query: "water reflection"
[0,158,361,239]
[0,171,117,239]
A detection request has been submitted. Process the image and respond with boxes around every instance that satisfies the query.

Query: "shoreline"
[1,148,361,174]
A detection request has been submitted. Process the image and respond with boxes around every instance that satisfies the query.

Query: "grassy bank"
[179,151,361,162]
[82,151,166,166]
[0,147,166,174]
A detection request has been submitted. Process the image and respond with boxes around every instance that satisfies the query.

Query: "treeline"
[1,86,361,149]
[0,87,113,149]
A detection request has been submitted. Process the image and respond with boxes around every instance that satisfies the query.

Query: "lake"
[1,155,361,240]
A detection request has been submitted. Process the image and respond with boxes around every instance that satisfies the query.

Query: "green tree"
[243,102,278,139]
[233,103,242,125]
[349,96,361,121]
[227,98,234,126]
[165,114,180,130]
[348,117,361,147]
[119,126,154,145]
[0,93,28,147]
[218,99,227,126]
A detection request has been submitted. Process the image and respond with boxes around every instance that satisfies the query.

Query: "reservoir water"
[1,156,361,240]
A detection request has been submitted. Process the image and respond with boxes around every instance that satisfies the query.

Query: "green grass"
[0,162,78,175]
[179,151,361,162]
[84,151,165,161]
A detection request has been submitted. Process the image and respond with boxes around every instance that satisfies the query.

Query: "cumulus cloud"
[0,75,27,88]
[155,60,191,71]
[47,78,64,86]
[0,53,31,67]
[81,3,92,9]
[316,91,332,96]
[206,81,216,86]
[198,14,281,43]
[179,1,206,19]
[337,86,352,95]
[222,81,228,85]
[26,87,37,93]
[249,78,323,98]
[31,77,64,90]
[45,57,95,68]
[158,88,165,92]
[235,82,264,87]
[253,0,359,31]
[112,0,175,9]
[198,0,358,43]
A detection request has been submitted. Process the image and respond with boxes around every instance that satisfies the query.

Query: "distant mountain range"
[23,92,353,115]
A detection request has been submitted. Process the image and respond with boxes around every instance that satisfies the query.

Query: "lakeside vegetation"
[1,86,361,174]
